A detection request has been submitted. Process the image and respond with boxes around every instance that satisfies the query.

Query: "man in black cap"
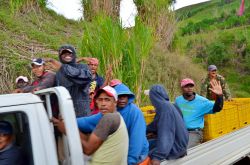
[0,121,24,165]
[201,64,232,101]
[45,45,92,117]
[14,58,55,93]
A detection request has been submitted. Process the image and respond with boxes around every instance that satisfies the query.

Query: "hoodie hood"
[58,44,77,64]
[114,83,135,104]
[149,84,169,111]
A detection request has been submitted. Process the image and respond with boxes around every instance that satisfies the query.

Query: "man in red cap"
[52,86,129,165]
[77,57,112,91]
[175,78,224,148]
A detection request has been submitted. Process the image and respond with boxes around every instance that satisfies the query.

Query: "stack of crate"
[141,98,250,141]
[203,98,250,141]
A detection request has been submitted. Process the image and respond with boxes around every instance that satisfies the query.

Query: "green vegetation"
[174,0,250,97]
[0,0,84,93]
[81,16,154,104]
[2,0,248,104]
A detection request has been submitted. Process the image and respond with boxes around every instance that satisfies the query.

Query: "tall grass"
[81,15,154,104]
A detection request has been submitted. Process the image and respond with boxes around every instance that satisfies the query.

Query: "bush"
[207,42,230,66]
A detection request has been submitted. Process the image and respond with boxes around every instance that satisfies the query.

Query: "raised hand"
[209,79,223,96]
[76,57,91,63]
[44,58,62,71]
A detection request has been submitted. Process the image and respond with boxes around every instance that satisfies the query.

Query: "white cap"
[15,76,29,83]
[95,86,118,101]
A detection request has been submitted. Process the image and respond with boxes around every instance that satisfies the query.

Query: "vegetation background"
[0,0,249,105]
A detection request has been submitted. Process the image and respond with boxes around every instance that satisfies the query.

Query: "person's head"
[149,84,169,111]
[113,83,135,109]
[94,86,118,115]
[58,44,76,64]
[15,76,29,88]
[31,58,45,78]
[0,121,13,150]
[110,79,122,87]
[117,94,129,108]
[208,65,217,78]
[88,58,99,75]
[180,78,195,97]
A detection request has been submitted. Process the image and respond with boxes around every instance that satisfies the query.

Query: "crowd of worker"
[1,44,232,165]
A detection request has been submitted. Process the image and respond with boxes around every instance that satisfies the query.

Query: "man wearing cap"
[45,45,92,117]
[77,83,149,165]
[14,58,55,93]
[175,78,224,148]
[201,65,232,101]
[0,121,24,165]
[53,86,129,165]
[15,76,29,89]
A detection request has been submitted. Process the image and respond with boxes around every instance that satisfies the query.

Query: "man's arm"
[61,64,92,85]
[22,72,55,93]
[77,113,102,133]
[149,110,175,161]
[127,107,148,165]
[208,80,224,113]
[222,80,232,100]
[82,113,120,155]
[212,95,223,113]
[200,78,208,97]
[80,132,104,155]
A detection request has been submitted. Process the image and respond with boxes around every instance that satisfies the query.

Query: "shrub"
[207,42,230,66]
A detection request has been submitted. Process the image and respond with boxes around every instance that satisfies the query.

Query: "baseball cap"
[15,76,29,83]
[31,58,44,66]
[0,121,13,135]
[208,65,217,71]
[181,78,195,87]
[59,48,73,55]
[88,58,99,65]
[110,79,122,87]
[94,86,118,101]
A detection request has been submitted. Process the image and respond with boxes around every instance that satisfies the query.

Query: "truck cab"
[0,87,84,165]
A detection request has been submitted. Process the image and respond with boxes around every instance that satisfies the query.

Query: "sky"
[173,0,211,10]
[46,0,211,22]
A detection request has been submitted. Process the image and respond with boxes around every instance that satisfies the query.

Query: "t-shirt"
[88,113,128,165]
[175,94,214,129]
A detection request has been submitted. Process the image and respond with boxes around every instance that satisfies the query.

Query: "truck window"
[0,112,34,165]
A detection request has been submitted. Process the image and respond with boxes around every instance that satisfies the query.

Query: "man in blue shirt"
[175,78,223,148]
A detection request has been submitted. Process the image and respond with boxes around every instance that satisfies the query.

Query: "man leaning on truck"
[52,86,129,165]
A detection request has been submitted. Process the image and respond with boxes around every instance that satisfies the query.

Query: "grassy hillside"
[0,0,84,93]
[173,0,250,97]
[0,0,207,105]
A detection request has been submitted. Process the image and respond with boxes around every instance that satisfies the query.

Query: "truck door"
[35,87,85,165]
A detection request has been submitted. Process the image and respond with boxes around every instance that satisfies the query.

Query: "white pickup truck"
[0,87,250,165]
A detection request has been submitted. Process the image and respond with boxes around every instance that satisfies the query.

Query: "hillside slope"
[174,0,250,97]
[0,0,84,93]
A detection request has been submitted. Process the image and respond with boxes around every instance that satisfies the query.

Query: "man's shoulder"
[216,74,225,81]
[195,94,210,102]
[175,95,184,102]
[201,76,209,84]
[102,113,120,121]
